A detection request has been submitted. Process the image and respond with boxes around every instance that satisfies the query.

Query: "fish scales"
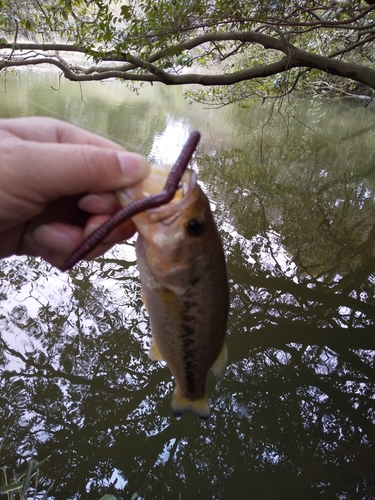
[118,164,228,419]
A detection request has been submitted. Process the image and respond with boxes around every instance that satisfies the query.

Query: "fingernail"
[78,194,115,212]
[83,222,101,238]
[116,152,150,183]
[33,225,76,252]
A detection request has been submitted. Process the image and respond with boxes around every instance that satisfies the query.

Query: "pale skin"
[0,116,150,268]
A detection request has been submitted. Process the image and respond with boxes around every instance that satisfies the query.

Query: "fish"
[117,163,229,419]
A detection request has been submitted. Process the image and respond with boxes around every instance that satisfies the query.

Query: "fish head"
[117,164,218,294]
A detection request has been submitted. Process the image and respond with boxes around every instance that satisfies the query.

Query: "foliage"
[0,457,54,499]
[1,1,375,104]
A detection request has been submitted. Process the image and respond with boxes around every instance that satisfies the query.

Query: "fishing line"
[2,81,73,120]
[0,74,116,140]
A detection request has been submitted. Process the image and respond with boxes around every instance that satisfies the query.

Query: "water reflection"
[1,72,375,498]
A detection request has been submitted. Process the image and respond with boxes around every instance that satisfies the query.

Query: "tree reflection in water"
[1,103,375,499]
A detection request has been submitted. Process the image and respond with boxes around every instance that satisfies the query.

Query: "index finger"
[0,117,125,150]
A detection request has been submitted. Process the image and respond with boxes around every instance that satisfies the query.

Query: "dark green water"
[1,71,375,499]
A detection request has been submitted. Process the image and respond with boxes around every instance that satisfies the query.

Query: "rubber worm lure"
[61,130,201,271]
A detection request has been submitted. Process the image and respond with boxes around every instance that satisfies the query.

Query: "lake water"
[1,71,375,499]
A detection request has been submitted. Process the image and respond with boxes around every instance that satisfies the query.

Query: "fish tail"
[171,388,211,420]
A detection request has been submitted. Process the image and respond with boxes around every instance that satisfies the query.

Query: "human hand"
[0,117,150,268]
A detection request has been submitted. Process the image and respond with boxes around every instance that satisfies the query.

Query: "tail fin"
[171,388,211,420]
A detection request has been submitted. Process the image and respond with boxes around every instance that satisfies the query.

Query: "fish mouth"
[117,164,197,223]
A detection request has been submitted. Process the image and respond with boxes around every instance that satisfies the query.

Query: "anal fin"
[211,340,228,383]
[149,338,164,361]
[142,290,148,311]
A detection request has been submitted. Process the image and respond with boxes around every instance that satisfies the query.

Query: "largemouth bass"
[118,164,228,419]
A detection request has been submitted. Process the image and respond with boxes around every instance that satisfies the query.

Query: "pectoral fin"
[211,340,228,383]
[171,387,211,420]
[149,338,164,361]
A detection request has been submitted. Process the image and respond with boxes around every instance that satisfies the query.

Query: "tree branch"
[0,42,88,53]
[122,53,175,83]
[328,32,375,58]
[1,30,375,92]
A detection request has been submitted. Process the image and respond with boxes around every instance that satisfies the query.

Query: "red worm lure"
[61,130,201,271]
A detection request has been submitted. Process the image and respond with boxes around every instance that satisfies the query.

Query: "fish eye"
[187,219,205,236]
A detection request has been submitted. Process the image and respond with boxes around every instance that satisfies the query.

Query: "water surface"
[1,71,375,499]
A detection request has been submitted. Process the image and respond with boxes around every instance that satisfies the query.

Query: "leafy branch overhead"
[1,0,375,103]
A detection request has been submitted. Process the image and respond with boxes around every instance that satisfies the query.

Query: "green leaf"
[0,482,24,493]
[120,5,132,20]
[20,459,38,498]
